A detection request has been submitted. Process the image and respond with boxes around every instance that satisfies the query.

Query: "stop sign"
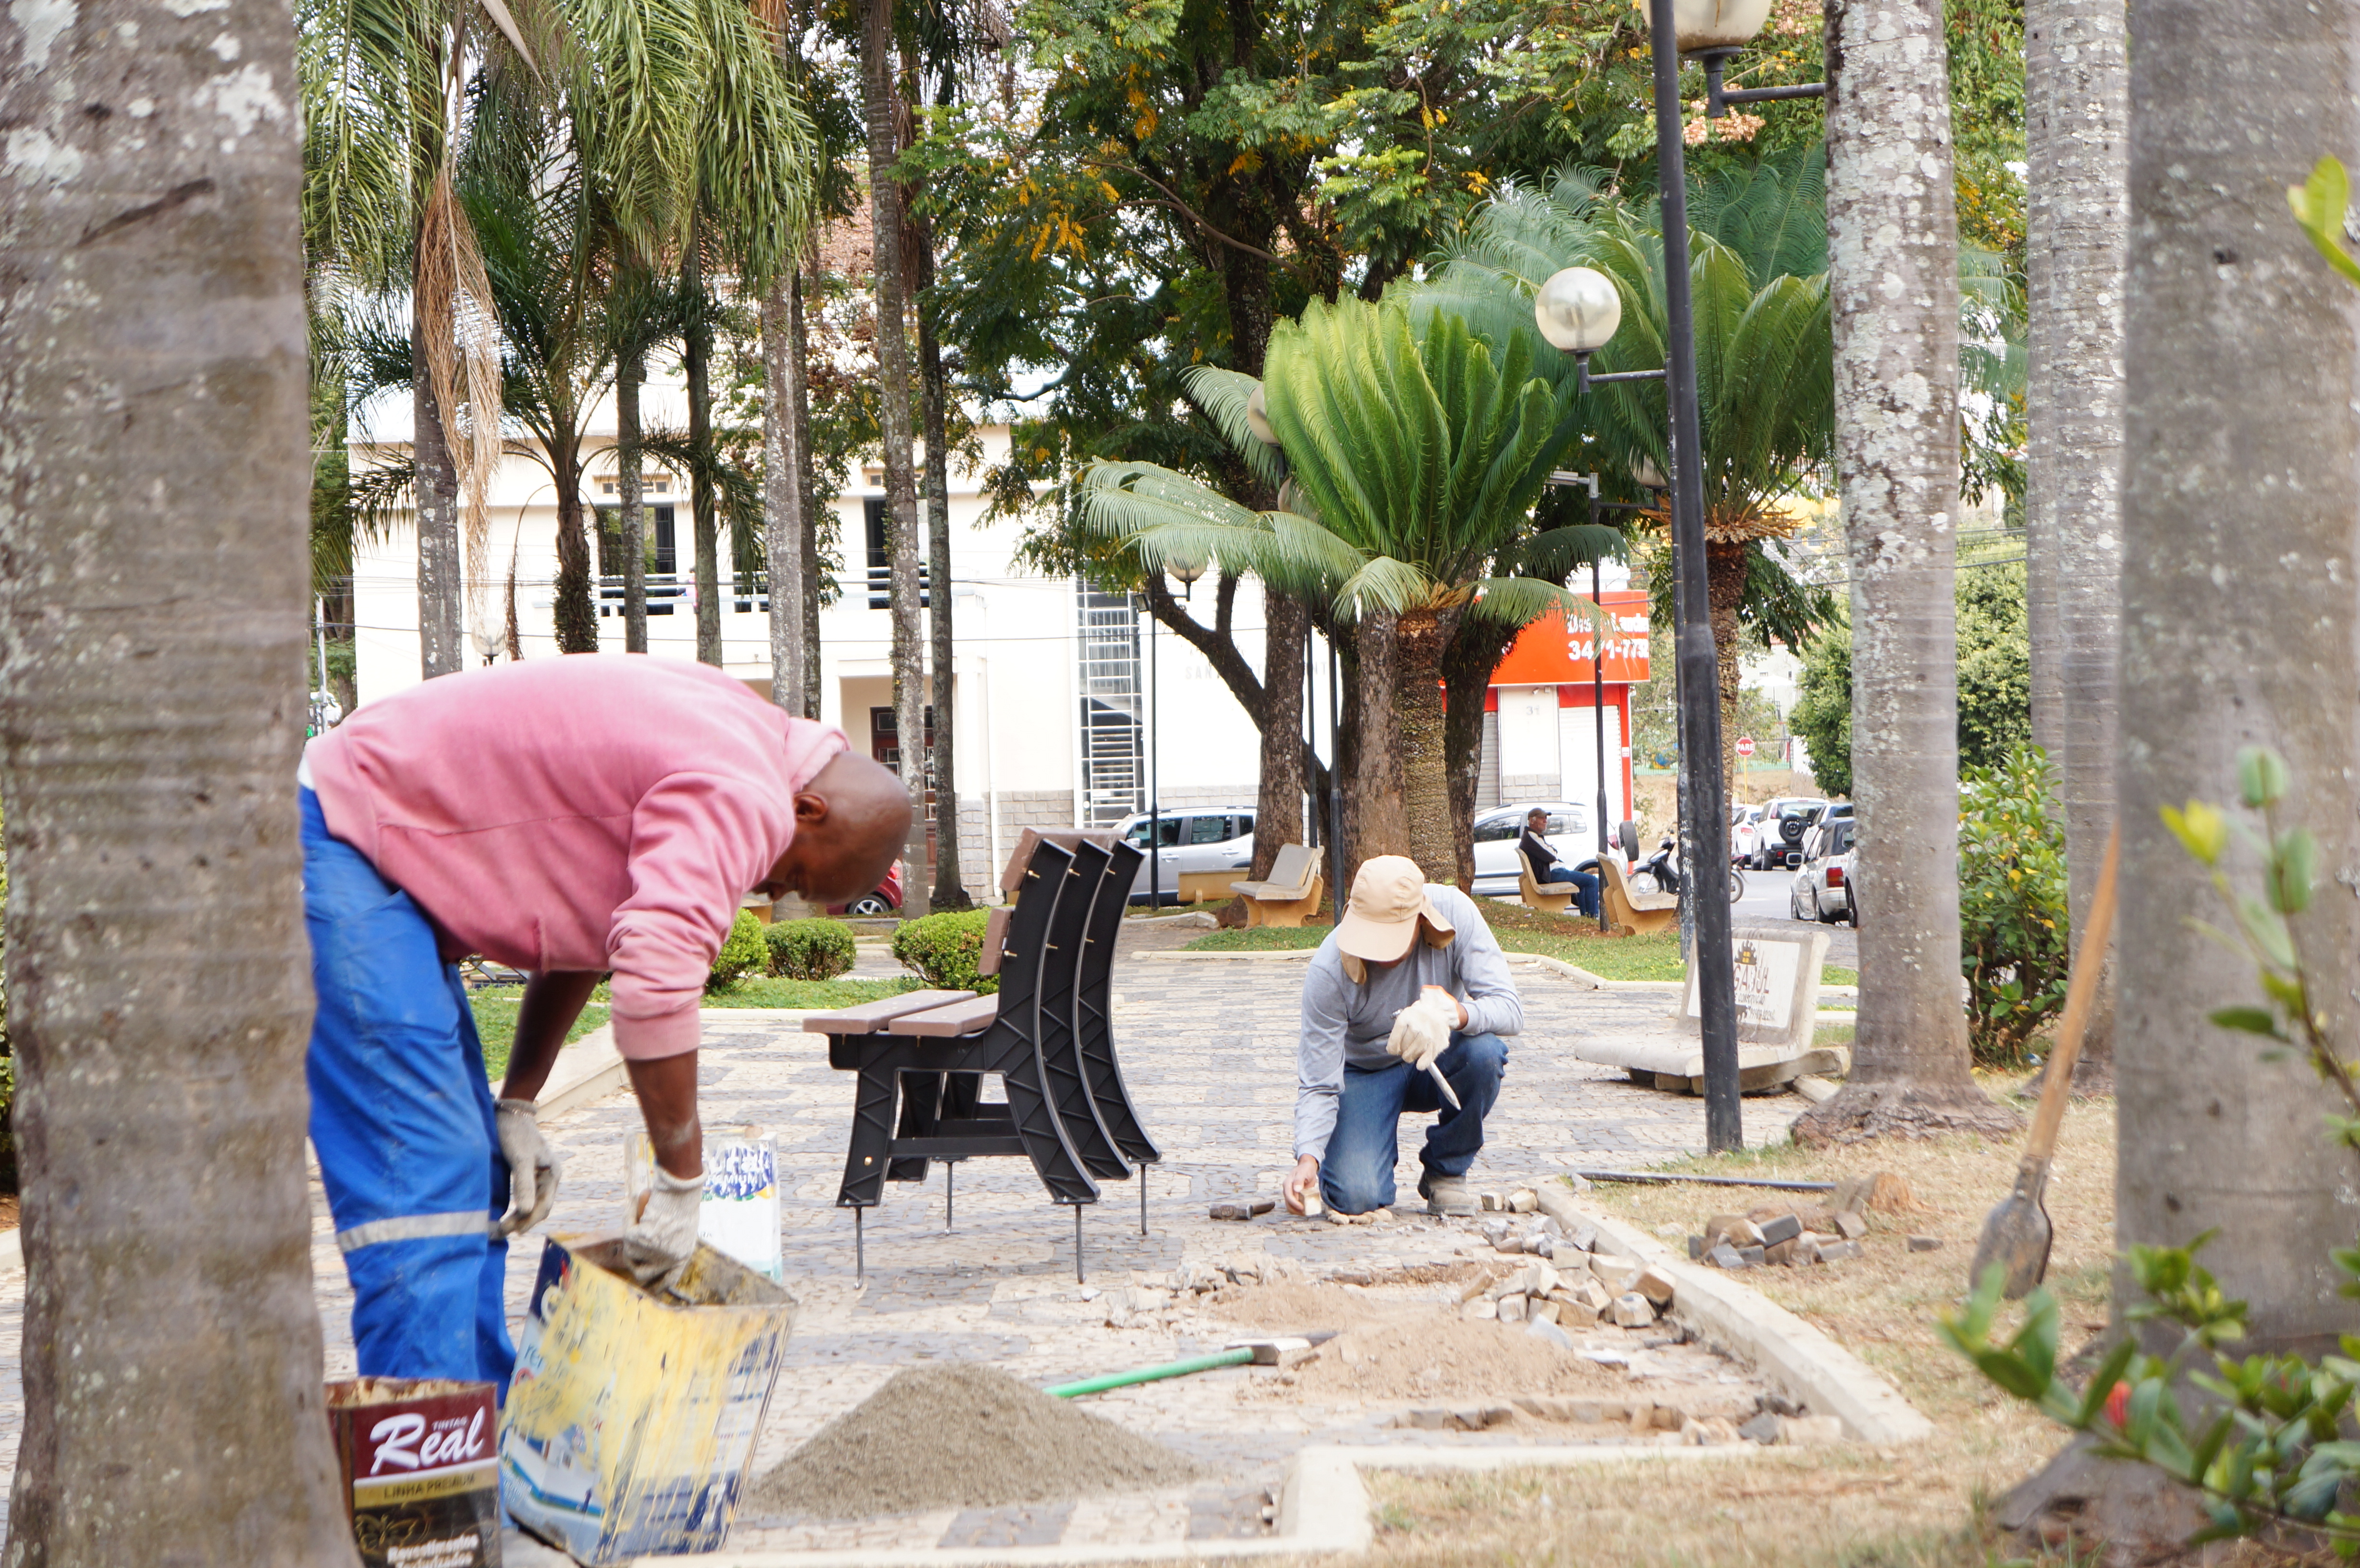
[1736,735,1756,758]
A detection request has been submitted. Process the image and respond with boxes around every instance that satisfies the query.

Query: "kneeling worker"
[1282,856,1522,1218]
[300,656,909,1388]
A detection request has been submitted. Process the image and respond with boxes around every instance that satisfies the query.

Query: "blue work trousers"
[1319,1032,1507,1214]
[302,788,515,1390]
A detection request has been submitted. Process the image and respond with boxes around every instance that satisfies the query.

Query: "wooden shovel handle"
[2021,824,2120,1167]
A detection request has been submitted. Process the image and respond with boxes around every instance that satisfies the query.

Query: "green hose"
[1044,1348,1253,1398]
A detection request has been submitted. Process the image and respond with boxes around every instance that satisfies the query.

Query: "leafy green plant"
[1958,745,2070,1066]
[1945,746,2360,1548]
[891,908,1000,997]
[707,909,769,992]
[764,917,856,981]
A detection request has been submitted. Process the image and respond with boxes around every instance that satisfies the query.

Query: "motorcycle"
[1636,834,1745,903]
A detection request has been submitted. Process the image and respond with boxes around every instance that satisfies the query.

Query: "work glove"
[1386,990,1457,1072]
[494,1099,562,1238]
[615,1165,704,1292]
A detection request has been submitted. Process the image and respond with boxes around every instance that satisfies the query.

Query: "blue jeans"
[302,788,515,1390]
[1537,864,1600,919]
[1320,1032,1507,1214]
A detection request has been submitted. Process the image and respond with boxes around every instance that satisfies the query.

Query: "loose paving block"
[1507,1189,1538,1213]
[1682,1417,1741,1446]
[1498,1292,1528,1323]
[1530,1298,1561,1325]
[1568,1223,1600,1254]
[1463,1298,1498,1322]
[1908,1235,1943,1252]
[1758,1213,1803,1247]
[1634,1266,1677,1307]
[1687,1236,1705,1260]
[1480,1192,1503,1212]
[1703,1215,1764,1250]
[1407,1409,1453,1430]
[1818,1239,1862,1262]
[1834,1211,1868,1240]
[1762,1238,1803,1267]
[1525,1315,1576,1351]
[1738,1410,1784,1445]
[1737,1245,1767,1267]
[1555,1296,1599,1329]
[1706,1243,1747,1270]
[1781,1415,1845,1446]
[1611,1292,1656,1328]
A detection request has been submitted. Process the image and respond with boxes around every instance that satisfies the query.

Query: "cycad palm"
[1083,294,1617,884]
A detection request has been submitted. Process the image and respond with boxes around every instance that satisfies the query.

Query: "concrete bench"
[1598,857,1678,936]
[1517,846,1575,914]
[1230,843,1325,928]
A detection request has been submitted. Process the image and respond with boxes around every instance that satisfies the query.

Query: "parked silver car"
[1788,816,1856,923]
[1116,806,1257,903]
[1470,801,1597,897]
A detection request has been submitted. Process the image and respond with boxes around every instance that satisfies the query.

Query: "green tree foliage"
[1958,746,2069,1065]
[1787,557,2029,796]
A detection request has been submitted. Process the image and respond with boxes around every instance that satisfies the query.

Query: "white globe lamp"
[1534,267,1623,356]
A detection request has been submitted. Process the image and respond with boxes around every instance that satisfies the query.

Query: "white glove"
[495,1099,562,1237]
[617,1165,704,1291]
[1387,991,1457,1072]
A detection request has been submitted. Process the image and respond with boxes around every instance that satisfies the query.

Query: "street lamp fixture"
[1655,0,1826,118]
[1244,384,1279,446]
[1535,268,1667,397]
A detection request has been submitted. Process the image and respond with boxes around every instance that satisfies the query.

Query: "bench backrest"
[1264,843,1316,894]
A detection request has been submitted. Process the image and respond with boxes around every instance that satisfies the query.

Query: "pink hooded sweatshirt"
[306,656,848,1060]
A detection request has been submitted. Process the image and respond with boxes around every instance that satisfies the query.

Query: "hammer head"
[1223,1332,1338,1368]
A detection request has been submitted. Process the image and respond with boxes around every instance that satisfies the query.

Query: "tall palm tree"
[1426,158,1835,797]
[1083,299,1617,886]
[2022,0,2126,1091]
[863,0,931,917]
[0,0,359,1556]
[1800,0,2014,1143]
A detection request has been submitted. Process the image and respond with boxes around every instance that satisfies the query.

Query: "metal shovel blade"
[1970,1163,2053,1301]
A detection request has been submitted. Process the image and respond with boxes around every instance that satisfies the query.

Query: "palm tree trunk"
[685,239,723,666]
[1799,0,2014,1143]
[920,307,968,907]
[1347,611,1409,870]
[763,276,809,708]
[1442,617,1521,891]
[1706,540,1748,802]
[2025,0,2127,1094]
[1393,608,1456,886]
[0,0,361,1554]
[865,0,929,919]
[619,343,649,653]
[551,423,598,653]
[413,316,466,679]
[2024,541,2063,753]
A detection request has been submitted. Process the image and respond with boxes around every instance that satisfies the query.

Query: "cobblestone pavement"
[0,934,1801,1555]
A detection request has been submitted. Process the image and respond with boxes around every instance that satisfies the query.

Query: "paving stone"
[1757,1213,1802,1247]
[1818,1239,1863,1262]
[1706,1242,1748,1270]
[1833,1211,1868,1239]
[1634,1266,1677,1306]
[1908,1235,1943,1252]
[1737,1410,1784,1445]
[1610,1293,1656,1328]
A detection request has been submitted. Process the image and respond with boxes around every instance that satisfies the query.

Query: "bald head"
[755,750,913,905]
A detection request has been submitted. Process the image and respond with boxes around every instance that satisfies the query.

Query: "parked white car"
[1788,816,1856,923]
[1730,806,1765,866]
[1470,801,1598,897]
[1751,796,1830,870]
[1116,807,1257,904]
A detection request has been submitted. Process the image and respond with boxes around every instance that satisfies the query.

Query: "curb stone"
[1572,1197,1933,1445]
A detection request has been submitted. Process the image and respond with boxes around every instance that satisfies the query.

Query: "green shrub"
[1958,744,2069,1066]
[707,908,769,991]
[891,908,999,996]
[765,917,856,980]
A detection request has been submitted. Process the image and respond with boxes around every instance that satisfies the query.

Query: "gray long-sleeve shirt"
[1292,884,1523,1161]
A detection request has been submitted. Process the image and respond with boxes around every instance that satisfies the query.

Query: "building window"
[862,498,929,611]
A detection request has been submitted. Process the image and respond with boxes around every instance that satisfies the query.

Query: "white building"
[347,380,1640,903]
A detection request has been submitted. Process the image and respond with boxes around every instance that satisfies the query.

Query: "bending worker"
[300,656,909,1388]
[1282,856,1522,1218]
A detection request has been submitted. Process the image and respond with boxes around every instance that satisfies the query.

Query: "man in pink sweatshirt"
[301,656,907,1389]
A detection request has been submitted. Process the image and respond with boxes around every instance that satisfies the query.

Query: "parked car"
[1751,796,1830,870]
[1470,801,1597,897]
[829,858,904,917]
[1730,805,1766,866]
[1788,817,1856,923]
[1115,806,1258,904]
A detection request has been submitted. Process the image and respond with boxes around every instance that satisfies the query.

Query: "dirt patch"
[745,1363,1203,1520]
[1198,1279,1450,1334]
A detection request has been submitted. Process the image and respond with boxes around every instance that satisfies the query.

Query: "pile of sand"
[746,1364,1205,1520]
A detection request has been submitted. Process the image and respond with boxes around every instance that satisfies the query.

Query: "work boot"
[1420,1172,1478,1217]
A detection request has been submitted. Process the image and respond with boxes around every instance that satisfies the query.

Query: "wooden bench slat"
[978,905,1011,976]
[801,989,978,1034]
[894,995,1004,1038]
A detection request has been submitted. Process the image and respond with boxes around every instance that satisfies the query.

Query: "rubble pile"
[1681,1172,1910,1270]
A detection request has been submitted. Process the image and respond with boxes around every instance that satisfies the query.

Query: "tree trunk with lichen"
[1347,611,1409,875]
[0,0,363,1554]
[1796,0,2016,1145]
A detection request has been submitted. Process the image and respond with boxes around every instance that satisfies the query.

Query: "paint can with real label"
[326,1377,501,1568]
[623,1124,782,1282]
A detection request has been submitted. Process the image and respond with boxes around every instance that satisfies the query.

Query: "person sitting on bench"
[1282,856,1521,1218]
[1518,808,1598,919]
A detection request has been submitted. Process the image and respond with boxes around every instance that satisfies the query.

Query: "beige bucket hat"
[1334,855,1455,982]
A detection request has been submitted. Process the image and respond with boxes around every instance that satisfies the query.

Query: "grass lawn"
[1184,901,1859,987]
[1366,1073,2114,1568]
[469,987,610,1082]
[468,975,924,1079]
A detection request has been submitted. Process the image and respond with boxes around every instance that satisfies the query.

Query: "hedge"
[891,908,998,996]
[765,917,857,980]
[707,908,770,991]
